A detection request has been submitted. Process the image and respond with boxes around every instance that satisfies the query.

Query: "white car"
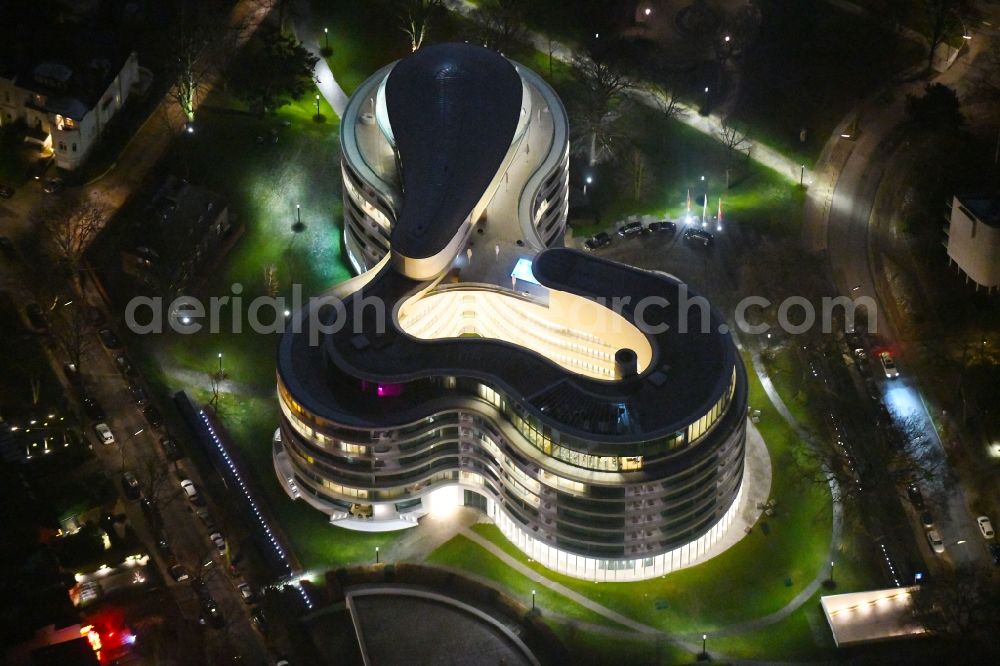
[209,532,226,555]
[180,479,199,501]
[978,516,995,540]
[879,351,899,379]
[94,423,115,446]
[237,582,254,603]
[926,529,945,554]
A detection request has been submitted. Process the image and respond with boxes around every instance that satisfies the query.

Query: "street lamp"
[218,352,223,379]
[701,634,708,658]
[315,94,321,119]
[375,546,380,564]
[645,8,652,17]
[324,27,329,51]
[583,175,593,196]
[830,559,835,585]
[531,589,536,610]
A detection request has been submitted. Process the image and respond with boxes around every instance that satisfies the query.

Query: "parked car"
[143,405,163,428]
[926,529,945,554]
[250,608,269,634]
[63,362,83,387]
[237,582,254,604]
[180,478,200,502]
[25,303,48,331]
[989,543,1000,567]
[42,176,64,194]
[0,236,16,260]
[168,563,190,582]
[617,221,644,238]
[159,436,183,461]
[81,396,106,421]
[906,483,925,510]
[0,184,14,199]
[121,471,141,500]
[646,220,676,234]
[114,354,135,376]
[209,532,226,555]
[583,232,612,251]
[920,511,934,529]
[879,351,899,379]
[94,422,115,446]
[682,227,714,246]
[977,515,995,539]
[128,384,149,407]
[98,328,123,349]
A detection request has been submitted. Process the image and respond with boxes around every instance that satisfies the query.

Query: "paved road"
[804,8,1000,572]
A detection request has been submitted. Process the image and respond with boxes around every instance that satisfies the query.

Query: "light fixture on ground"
[531,589,536,610]
[375,546,379,564]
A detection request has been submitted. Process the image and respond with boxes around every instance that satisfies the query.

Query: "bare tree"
[395,0,443,52]
[49,302,91,373]
[170,3,219,124]
[911,566,1000,648]
[31,194,108,296]
[618,142,652,201]
[643,84,686,123]
[471,0,528,53]
[136,454,183,520]
[572,55,629,165]
[922,0,975,72]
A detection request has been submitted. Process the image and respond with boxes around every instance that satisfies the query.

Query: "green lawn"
[426,534,625,629]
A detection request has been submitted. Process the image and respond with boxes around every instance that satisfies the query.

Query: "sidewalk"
[446,0,809,184]
[292,0,350,117]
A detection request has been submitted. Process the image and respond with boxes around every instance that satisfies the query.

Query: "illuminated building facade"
[274,43,747,581]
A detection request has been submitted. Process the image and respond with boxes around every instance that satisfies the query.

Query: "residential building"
[945,194,1000,293]
[274,44,748,581]
[0,26,139,170]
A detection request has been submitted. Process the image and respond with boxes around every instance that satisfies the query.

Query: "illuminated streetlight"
[315,94,321,118]
[531,589,536,609]
[583,175,593,196]
[218,352,223,378]
[324,27,330,51]
[701,634,708,658]
[724,34,731,43]
[375,546,380,564]
[645,8,651,16]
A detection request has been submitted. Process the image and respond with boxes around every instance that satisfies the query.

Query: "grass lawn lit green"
[426,534,619,628]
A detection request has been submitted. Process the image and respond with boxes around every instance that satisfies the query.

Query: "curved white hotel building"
[274,43,748,581]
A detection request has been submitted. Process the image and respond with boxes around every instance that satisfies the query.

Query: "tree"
[30,193,108,296]
[169,2,222,124]
[571,53,629,165]
[911,566,1000,649]
[922,0,974,72]
[716,120,751,187]
[644,83,686,124]
[395,0,443,52]
[618,142,652,201]
[905,83,964,131]
[230,25,318,115]
[471,0,528,53]
[49,303,91,373]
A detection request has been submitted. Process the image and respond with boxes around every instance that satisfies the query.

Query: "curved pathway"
[292,0,349,117]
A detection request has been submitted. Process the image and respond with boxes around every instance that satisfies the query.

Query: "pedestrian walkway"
[292,0,350,117]
[445,0,810,184]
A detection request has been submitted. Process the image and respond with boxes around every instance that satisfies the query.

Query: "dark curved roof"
[277,248,738,454]
[385,43,523,260]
